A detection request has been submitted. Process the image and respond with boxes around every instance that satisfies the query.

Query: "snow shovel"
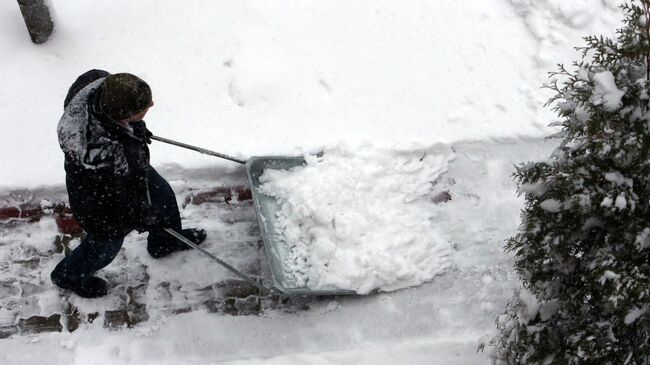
[151,135,357,297]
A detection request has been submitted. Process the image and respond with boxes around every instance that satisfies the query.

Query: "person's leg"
[51,233,124,297]
[146,166,206,258]
[146,167,184,257]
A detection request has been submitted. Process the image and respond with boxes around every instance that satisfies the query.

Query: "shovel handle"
[151,135,246,165]
[163,228,274,295]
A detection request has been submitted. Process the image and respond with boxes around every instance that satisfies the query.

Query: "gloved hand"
[131,120,153,144]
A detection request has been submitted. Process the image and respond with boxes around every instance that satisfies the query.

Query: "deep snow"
[0,0,621,190]
[0,0,625,364]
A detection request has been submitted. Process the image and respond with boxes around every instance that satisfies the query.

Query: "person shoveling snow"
[52,70,207,298]
[51,70,455,299]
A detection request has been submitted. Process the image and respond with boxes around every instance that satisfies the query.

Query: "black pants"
[51,167,183,287]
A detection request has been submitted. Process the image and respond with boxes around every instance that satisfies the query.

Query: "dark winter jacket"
[58,70,153,238]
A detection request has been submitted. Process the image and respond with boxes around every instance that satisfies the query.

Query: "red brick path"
[0,186,253,235]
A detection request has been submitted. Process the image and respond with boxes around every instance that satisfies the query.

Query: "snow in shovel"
[259,146,454,294]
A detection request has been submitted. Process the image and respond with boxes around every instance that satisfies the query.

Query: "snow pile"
[259,146,454,294]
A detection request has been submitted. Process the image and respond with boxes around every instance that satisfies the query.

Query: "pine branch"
[642,0,650,81]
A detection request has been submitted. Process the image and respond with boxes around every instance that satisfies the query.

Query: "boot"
[179,228,207,249]
[54,276,108,298]
[73,276,108,298]
[148,228,207,258]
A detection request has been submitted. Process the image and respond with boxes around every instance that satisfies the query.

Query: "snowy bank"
[0,0,621,190]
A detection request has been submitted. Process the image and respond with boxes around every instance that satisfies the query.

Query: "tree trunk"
[17,0,55,44]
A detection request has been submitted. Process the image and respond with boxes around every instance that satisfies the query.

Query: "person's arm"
[122,121,160,229]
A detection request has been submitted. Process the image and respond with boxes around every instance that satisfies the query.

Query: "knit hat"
[99,73,152,120]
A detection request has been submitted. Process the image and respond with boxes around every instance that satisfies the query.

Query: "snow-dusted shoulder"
[57,78,130,176]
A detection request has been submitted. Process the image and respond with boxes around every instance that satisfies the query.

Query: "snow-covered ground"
[0,0,625,364]
[0,138,551,364]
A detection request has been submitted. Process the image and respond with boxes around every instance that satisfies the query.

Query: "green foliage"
[491,1,650,364]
